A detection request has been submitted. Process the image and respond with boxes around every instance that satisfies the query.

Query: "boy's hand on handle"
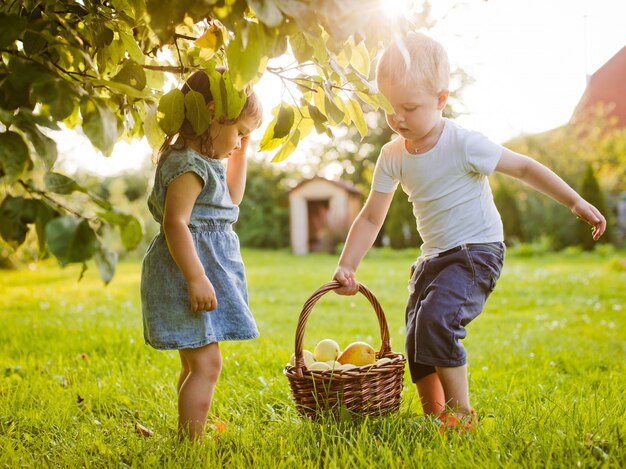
[333,266,359,296]
[187,274,218,312]
[571,198,607,241]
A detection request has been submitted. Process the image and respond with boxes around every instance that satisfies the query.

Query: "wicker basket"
[284,281,406,418]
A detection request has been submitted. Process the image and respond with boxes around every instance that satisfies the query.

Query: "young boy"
[332,32,606,431]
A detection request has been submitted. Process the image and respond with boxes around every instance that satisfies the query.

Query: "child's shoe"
[437,408,477,434]
[208,417,228,434]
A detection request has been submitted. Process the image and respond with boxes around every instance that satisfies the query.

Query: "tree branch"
[18,180,90,220]
[142,64,193,74]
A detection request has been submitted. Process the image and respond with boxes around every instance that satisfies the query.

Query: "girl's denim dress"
[140,147,259,350]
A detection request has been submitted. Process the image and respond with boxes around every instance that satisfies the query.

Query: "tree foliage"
[235,158,290,249]
[0,0,424,281]
[578,163,610,249]
[503,109,625,249]
[493,175,524,243]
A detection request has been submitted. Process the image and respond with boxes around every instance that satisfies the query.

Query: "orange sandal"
[437,408,477,434]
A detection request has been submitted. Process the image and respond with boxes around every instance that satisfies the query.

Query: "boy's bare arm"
[495,148,606,240]
[334,190,394,295]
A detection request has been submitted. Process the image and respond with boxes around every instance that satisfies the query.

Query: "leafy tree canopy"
[0,0,424,282]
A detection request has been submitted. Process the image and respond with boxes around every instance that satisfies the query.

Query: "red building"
[571,46,626,129]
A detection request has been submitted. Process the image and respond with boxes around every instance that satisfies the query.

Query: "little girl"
[140,70,263,440]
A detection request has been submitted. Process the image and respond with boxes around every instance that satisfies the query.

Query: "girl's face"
[208,114,258,158]
[378,80,447,141]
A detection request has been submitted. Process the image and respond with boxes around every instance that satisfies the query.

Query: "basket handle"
[292,280,392,377]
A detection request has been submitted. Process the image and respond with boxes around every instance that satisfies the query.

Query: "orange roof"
[571,46,626,128]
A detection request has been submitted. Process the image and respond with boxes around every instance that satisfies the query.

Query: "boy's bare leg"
[416,372,445,415]
[436,364,471,417]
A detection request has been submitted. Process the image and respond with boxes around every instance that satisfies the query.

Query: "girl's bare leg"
[177,342,222,440]
[416,372,446,415]
[177,353,190,395]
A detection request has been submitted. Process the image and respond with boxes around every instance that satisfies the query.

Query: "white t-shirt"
[372,119,504,258]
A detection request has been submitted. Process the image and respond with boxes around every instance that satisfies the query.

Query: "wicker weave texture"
[284,281,406,417]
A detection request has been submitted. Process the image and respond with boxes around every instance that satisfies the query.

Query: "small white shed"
[288,177,362,254]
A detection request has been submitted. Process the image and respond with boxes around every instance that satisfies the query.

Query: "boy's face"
[378,80,447,142]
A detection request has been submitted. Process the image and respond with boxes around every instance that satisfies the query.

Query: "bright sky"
[56,0,626,176]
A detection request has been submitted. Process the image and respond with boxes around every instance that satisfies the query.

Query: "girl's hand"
[333,266,359,296]
[231,135,250,159]
[571,198,607,241]
[187,274,218,312]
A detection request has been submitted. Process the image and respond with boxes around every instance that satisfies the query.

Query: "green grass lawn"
[1,248,625,467]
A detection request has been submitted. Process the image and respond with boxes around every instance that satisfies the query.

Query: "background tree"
[493,176,524,244]
[578,162,611,249]
[0,0,430,281]
[505,110,624,250]
[235,158,291,249]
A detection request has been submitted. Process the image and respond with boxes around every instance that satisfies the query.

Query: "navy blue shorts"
[405,242,505,382]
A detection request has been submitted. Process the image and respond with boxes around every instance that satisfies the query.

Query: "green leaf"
[226,23,264,89]
[307,34,329,64]
[259,105,290,152]
[96,209,144,250]
[93,79,154,100]
[247,0,283,27]
[46,216,98,266]
[355,90,379,109]
[0,195,37,247]
[120,216,143,250]
[313,85,326,116]
[307,103,328,134]
[13,107,61,130]
[94,246,118,285]
[143,102,165,149]
[184,90,211,136]
[323,94,344,125]
[112,60,147,91]
[0,14,27,49]
[273,105,295,139]
[373,92,394,114]
[157,89,185,135]
[33,201,60,257]
[44,172,86,195]
[145,0,187,43]
[195,23,225,55]
[290,32,314,63]
[16,122,58,169]
[346,99,367,138]
[80,97,118,156]
[91,21,114,48]
[96,210,129,226]
[350,41,371,77]
[271,129,300,163]
[221,72,246,120]
[0,131,32,183]
[119,30,144,64]
[32,78,77,121]
[22,30,47,55]
[96,37,125,73]
[206,67,247,120]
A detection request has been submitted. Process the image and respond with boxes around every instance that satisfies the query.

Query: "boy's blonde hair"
[376,31,450,96]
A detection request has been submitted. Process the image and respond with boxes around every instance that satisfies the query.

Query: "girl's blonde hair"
[157,70,263,160]
[376,32,450,96]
